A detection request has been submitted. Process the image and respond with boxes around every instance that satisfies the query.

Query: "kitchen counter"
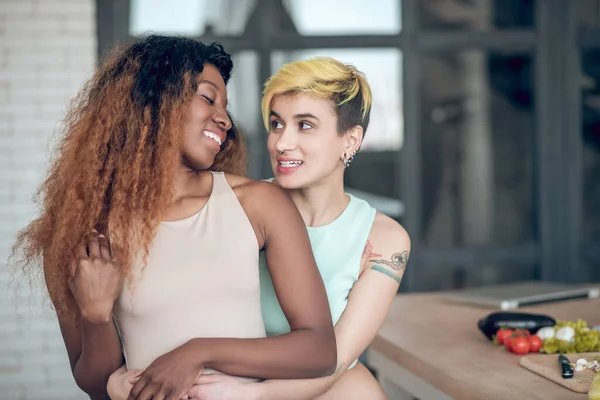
[369,289,600,399]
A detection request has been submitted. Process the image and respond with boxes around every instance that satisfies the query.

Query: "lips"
[276,156,303,164]
[275,156,303,174]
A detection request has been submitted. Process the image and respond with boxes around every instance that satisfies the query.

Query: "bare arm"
[129,182,337,399]
[183,182,337,379]
[49,232,124,399]
[56,314,124,399]
[249,213,410,400]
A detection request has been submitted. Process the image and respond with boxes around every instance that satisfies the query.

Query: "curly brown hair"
[10,35,246,319]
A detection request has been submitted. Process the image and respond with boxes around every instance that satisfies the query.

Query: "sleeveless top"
[259,193,376,367]
[113,171,265,379]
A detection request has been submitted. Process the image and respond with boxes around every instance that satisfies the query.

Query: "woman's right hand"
[108,366,192,400]
[69,230,123,324]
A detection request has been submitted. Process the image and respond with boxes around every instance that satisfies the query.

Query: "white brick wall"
[0,1,96,399]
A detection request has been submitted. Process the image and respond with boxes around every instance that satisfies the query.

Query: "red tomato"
[529,335,543,353]
[504,335,513,351]
[496,328,514,345]
[511,337,531,354]
[514,328,531,337]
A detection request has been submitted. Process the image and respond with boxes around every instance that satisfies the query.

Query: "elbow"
[317,348,338,378]
[307,328,338,378]
[307,349,337,378]
[324,341,339,376]
[73,372,109,400]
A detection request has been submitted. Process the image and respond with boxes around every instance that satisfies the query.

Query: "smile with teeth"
[279,161,303,167]
[203,131,222,146]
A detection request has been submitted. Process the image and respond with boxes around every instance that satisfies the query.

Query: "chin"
[275,173,310,190]
[184,154,216,171]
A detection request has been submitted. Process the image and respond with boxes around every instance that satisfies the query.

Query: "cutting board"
[519,352,600,393]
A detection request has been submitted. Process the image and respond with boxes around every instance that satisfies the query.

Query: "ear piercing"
[343,149,358,168]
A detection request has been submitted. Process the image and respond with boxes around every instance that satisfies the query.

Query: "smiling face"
[267,93,350,189]
[180,64,232,171]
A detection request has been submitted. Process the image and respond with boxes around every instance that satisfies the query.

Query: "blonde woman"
[187,57,411,399]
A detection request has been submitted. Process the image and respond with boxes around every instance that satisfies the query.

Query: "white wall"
[0,1,96,399]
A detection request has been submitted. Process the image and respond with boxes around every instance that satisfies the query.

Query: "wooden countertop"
[370,290,600,400]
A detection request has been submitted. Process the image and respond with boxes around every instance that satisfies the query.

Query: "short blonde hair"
[262,57,372,136]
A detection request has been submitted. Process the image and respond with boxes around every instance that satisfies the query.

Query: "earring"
[349,150,357,163]
[343,150,357,168]
[343,156,350,168]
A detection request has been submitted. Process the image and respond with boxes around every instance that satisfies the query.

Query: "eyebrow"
[294,113,320,122]
[198,79,229,106]
[270,111,320,122]
[198,79,220,90]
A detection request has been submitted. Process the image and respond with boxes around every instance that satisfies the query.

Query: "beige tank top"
[113,171,266,378]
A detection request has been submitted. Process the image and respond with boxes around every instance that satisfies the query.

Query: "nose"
[275,127,297,153]
[213,109,232,132]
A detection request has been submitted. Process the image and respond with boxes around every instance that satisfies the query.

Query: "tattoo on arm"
[371,265,403,283]
[362,240,382,259]
[369,250,410,272]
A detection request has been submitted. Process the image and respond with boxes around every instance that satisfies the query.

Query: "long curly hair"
[10,35,245,319]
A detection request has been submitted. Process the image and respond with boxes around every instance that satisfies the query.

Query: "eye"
[271,120,283,130]
[201,95,215,105]
[299,122,313,130]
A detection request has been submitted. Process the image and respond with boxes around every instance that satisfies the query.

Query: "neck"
[171,167,208,201]
[285,169,349,227]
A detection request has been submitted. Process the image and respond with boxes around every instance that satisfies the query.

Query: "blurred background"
[1,0,599,398]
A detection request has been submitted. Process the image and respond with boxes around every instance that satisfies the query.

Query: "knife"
[558,354,574,379]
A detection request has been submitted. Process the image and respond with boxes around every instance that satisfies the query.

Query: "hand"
[107,365,143,400]
[187,374,259,400]
[128,342,204,400]
[69,230,123,324]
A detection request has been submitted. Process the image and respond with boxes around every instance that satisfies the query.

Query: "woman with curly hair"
[11,35,336,400]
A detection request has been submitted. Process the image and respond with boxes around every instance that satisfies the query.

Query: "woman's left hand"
[186,374,259,400]
[128,342,203,400]
[107,365,143,400]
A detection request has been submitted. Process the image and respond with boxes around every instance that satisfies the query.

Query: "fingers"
[186,386,203,399]
[88,230,101,259]
[165,392,184,400]
[107,366,135,400]
[76,243,88,259]
[69,243,85,285]
[128,371,143,384]
[145,386,168,400]
[98,233,112,261]
[129,377,159,400]
[128,376,145,400]
[72,241,88,280]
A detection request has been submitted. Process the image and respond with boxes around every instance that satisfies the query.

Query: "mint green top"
[259,194,377,366]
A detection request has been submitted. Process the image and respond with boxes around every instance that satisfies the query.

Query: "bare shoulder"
[223,173,305,250]
[361,212,411,277]
[223,173,290,207]
[222,172,255,189]
[223,173,300,234]
[370,212,411,248]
